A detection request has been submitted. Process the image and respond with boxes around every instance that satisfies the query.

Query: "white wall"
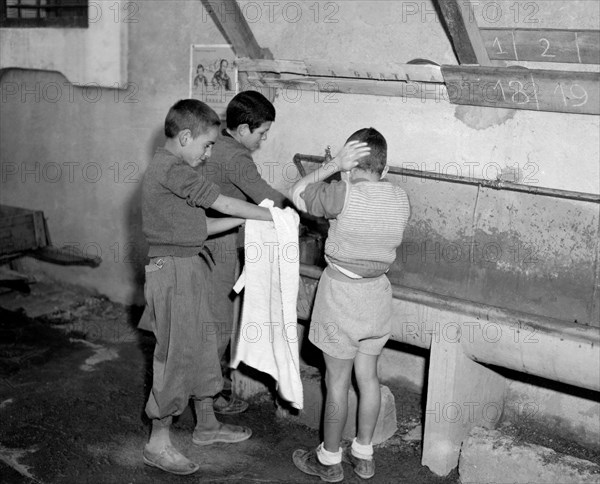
[0,1,128,87]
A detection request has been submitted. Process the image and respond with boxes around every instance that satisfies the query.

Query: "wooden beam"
[480,28,600,65]
[437,0,491,65]
[238,58,444,102]
[200,0,272,59]
[442,65,600,115]
[237,58,444,83]
[241,73,445,101]
[422,315,507,476]
[200,0,273,100]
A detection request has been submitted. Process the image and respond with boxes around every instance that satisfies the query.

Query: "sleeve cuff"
[291,185,308,212]
[202,183,221,208]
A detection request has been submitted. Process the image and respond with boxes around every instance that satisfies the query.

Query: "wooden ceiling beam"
[200,0,272,60]
[437,0,491,66]
[237,58,444,83]
[442,64,599,115]
[480,28,600,64]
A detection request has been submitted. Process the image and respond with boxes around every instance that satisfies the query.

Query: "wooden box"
[0,205,48,257]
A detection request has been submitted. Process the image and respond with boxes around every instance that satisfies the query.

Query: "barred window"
[1,0,88,28]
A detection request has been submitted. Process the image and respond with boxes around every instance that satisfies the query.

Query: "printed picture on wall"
[189,44,238,119]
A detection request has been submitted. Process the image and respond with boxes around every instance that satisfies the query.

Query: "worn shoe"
[213,393,249,415]
[342,441,375,479]
[192,423,252,446]
[292,448,343,483]
[142,444,199,475]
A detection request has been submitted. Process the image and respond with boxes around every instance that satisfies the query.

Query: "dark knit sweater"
[142,147,220,258]
[198,130,286,208]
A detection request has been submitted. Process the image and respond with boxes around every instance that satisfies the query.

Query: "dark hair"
[164,99,220,139]
[226,90,275,131]
[346,127,387,175]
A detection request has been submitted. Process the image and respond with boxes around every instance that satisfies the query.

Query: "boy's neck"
[226,128,244,145]
[350,169,381,182]
[164,138,182,158]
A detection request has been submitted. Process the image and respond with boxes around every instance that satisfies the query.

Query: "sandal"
[142,444,199,475]
[213,393,249,415]
[192,423,252,446]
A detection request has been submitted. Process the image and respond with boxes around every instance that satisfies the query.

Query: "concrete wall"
[0,0,598,450]
[0,1,128,86]
[1,0,227,304]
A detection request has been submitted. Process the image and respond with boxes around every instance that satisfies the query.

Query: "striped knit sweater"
[325,180,410,278]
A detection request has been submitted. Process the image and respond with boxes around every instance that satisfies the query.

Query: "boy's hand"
[332,141,370,172]
[260,206,273,221]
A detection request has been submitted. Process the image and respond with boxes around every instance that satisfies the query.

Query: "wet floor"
[0,278,459,484]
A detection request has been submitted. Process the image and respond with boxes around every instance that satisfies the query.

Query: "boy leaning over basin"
[138,99,272,475]
[198,90,288,415]
[290,128,410,482]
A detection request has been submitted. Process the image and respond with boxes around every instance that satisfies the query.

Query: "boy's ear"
[237,124,251,136]
[381,166,389,179]
[178,129,192,146]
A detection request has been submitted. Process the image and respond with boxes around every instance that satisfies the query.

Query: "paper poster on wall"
[189,44,238,120]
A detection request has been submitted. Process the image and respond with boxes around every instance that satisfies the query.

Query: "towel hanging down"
[231,199,303,410]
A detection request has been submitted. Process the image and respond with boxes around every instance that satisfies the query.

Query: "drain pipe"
[293,154,600,204]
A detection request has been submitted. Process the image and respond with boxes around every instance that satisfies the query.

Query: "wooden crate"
[0,205,48,257]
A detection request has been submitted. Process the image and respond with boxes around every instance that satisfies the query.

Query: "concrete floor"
[0,276,459,484]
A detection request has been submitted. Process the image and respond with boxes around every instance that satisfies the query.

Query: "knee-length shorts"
[308,266,393,360]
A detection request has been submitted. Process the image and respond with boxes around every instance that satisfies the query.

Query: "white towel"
[231,200,303,409]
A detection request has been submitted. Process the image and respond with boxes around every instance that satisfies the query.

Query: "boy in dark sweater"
[198,91,287,414]
[139,99,272,476]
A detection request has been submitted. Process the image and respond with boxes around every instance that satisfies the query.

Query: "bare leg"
[194,397,220,432]
[322,353,354,452]
[192,397,252,445]
[147,416,173,452]
[353,352,381,444]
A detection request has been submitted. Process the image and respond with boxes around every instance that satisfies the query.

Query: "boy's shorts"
[139,255,223,420]
[308,266,393,360]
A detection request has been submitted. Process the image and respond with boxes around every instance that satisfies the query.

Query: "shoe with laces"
[292,447,343,483]
[342,441,375,479]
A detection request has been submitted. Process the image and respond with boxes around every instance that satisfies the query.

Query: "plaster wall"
[505,380,600,448]
[378,342,600,449]
[0,1,128,87]
[1,0,226,303]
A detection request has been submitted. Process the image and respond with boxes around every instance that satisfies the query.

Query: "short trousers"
[308,266,393,360]
[139,255,223,420]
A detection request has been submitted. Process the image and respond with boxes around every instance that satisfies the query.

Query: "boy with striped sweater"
[291,128,410,482]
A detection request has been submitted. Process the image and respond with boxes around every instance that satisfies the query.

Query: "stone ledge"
[459,427,600,484]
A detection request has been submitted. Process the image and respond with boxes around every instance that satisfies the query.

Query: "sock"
[316,442,342,465]
[351,438,373,460]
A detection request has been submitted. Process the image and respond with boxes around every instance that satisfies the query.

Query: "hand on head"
[334,141,370,172]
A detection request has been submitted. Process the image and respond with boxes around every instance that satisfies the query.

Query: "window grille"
[1,0,88,28]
